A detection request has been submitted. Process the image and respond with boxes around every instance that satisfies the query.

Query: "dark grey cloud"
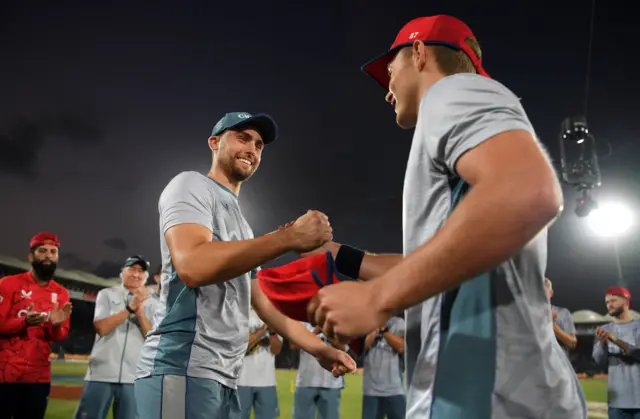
[61,252,95,272]
[0,115,103,179]
[93,260,122,278]
[103,237,127,251]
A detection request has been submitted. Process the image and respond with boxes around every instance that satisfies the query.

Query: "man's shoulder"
[49,280,70,296]
[430,73,515,98]
[421,74,519,115]
[0,272,26,286]
[163,171,210,193]
[98,286,121,297]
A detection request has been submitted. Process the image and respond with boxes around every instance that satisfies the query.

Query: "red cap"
[30,232,60,249]
[258,253,365,356]
[258,252,342,322]
[606,286,631,300]
[362,15,489,89]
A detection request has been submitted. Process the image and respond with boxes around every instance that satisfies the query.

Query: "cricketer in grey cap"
[134,109,355,419]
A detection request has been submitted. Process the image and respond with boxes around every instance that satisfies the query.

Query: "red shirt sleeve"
[49,287,70,342]
[0,276,27,336]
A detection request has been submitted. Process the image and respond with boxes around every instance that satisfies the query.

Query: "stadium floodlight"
[586,202,634,238]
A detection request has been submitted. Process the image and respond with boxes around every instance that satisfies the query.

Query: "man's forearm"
[137,313,153,337]
[269,335,283,355]
[325,242,403,281]
[372,181,560,314]
[94,310,129,337]
[0,317,26,335]
[50,320,70,342]
[553,324,577,350]
[610,336,631,353]
[382,332,405,354]
[175,230,293,288]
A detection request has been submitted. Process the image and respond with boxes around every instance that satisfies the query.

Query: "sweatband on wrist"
[335,245,364,279]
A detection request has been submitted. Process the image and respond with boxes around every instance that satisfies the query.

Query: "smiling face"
[209,127,264,182]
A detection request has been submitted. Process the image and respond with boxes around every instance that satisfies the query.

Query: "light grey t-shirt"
[363,317,405,397]
[552,304,577,356]
[295,322,344,389]
[237,307,282,387]
[86,285,158,384]
[402,74,587,419]
[136,171,256,389]
[592,320,640,408]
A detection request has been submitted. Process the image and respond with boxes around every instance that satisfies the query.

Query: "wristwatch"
[126,304,135,314]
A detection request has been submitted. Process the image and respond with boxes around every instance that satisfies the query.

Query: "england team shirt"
[0,272,70,383]
[295,322,344,389]
[402,74,587,419]
[593,320,640,408]
[237,307,281,388]
[363,316,405,397]
[136,171,256,390]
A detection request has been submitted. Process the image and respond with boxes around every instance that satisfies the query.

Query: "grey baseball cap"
[211,112,279,145]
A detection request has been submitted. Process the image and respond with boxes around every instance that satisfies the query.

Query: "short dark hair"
[431,37,482,75]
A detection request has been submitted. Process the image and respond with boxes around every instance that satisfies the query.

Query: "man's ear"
[208,135,221,152]
[412,40,429,71]
[27,252,34,263]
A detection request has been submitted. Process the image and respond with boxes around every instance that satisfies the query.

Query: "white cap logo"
[237,113,251,119]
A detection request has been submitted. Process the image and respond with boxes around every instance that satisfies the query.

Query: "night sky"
[1,1,638,313]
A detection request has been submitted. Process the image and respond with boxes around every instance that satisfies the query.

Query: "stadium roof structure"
[572,310,607,324]
[0,254,118,288]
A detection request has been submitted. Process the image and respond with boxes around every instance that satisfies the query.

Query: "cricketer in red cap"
[0,233,71,419]
[307,14,582,419]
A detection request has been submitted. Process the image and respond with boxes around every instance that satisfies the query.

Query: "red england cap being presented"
[30,232,60,249]
[258,252,342,322]
[606,286,631,300]
[361,15,489,89]
[257,252,365,356]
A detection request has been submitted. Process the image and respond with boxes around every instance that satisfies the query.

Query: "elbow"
[528,179,563,226]
[174,257,222,288]
[94,323,107,338]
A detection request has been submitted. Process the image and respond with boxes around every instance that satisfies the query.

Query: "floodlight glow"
[587,202,633,237]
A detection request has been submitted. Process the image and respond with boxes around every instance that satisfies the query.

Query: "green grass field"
[45,362,609,419]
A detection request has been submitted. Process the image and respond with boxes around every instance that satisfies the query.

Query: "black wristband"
[335,244,365,279]
[126,305,135,314]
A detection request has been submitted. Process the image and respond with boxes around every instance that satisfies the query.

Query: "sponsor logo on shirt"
[21,290,32,299]
[17,309,50,321]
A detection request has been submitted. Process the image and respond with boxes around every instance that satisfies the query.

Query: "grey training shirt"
[593,320,640,408]
[402,74,587,419]
[136,171,256,389]
[87,285,158,384]
[363,317,405,397]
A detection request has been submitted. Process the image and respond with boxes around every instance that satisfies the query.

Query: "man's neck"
[124,284,139,294]
[29,270,50,287]
[615,312,633,323]
[208,165,241,196]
